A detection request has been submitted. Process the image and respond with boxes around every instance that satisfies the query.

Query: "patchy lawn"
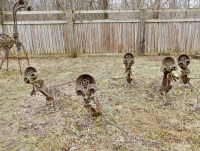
[0,55,200,151]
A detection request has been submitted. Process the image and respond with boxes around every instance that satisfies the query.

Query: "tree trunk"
[153,0,160,19]
[0,1,5,31]
[169,0,177,18]
[103,0,108,19]
[0,25,3,33]
[140,9,146,55]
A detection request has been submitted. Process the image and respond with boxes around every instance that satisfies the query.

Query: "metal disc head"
[161,57,177,72]
[177,54,190,70]
[123,53,134,65]
[75,74,96,96]
[23,67,37,84]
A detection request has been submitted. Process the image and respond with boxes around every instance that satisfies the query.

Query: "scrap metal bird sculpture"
[0,0,31,73]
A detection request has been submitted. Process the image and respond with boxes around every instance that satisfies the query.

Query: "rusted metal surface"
[0,34,15,49]
[123,53,134,83]
[23,67,73,111]
[0,0,31,73]
[75,74,101,117]
[160,57,179,103]
[0,34,15,71]
[23,67,54,101]
[177,54,191,85]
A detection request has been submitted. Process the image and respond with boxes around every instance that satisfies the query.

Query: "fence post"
[0,24,3,33]
[66,9,76,57]
[0,12,3,33]
[140,9,146,56]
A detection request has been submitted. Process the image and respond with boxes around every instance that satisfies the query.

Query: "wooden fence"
[1,9,200,56]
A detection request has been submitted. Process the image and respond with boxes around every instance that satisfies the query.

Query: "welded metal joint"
[177,54,191,85]
[23,67,53,101]
[160,57,179,97]
[123,53,134,83]
[75,74,101,117]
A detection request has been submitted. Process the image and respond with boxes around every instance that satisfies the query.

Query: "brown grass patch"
[0,56,200,150]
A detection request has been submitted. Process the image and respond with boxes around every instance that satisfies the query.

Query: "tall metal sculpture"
[123,53,135,83]
[0,0,31,73]
[160,57,179,103]
[177,54,191,86]
[75,74,101,117]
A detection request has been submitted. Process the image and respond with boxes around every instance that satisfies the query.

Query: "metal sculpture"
[0,0,31,73]
[160,57,179,103]
[0,34,15,70]
[75,74,101,117]
[177,54,191,86]
[123,53,134,83]
[23,67,54,101]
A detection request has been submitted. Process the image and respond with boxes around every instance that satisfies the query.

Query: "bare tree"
[103,0,109,19]
[152,0,161,19]
[1,0,200,21]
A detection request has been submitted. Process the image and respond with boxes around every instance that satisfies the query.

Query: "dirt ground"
[0,55,200,151]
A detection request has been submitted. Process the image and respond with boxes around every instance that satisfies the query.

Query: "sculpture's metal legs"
[6,56,9,72]
[6,49,9,72]
[0,59,5,70]
[16,42,22,74]
[0,49,9,72]
[163,92,166,105]
[21,43,30,66]
[17,56,22,74]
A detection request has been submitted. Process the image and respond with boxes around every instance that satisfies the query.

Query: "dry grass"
[0,55,200,151]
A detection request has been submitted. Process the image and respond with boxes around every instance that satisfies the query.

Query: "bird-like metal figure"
[160,57,179,104]
[177,54,191,86]
[75,74,101,117]
[0,0,31,73]
[23,67,54,101]
[123,53,135,83]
